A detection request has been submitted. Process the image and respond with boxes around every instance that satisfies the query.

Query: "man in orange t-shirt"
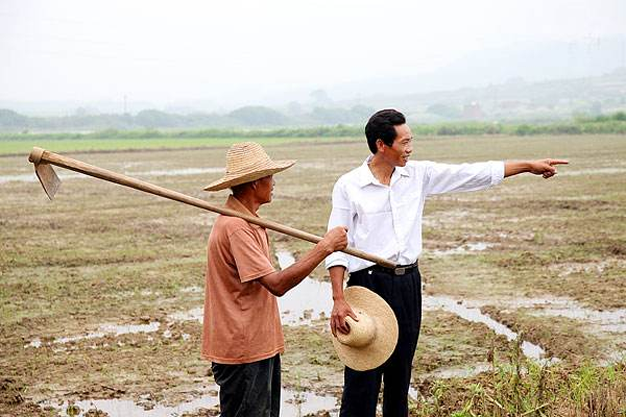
[202,142,347,417]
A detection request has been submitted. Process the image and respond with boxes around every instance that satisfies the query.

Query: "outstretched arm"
[505,159,569,179]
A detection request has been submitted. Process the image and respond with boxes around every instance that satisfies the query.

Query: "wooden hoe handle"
[28,147,397,269]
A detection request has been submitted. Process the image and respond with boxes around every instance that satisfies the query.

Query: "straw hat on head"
[332,286,399,371]
[204,142,295,191]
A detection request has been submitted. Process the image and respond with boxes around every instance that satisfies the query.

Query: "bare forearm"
[329,265,353,336]
[329,266,346,300]
[262,242,333,296]
[504,161,532,177]
[505,159,568,178]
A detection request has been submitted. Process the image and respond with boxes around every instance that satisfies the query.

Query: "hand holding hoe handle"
[28,147,397,269]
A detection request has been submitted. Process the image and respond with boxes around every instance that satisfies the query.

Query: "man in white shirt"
[326,109,568,417]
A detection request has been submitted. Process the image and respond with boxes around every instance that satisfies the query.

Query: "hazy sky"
[1,0,625,108]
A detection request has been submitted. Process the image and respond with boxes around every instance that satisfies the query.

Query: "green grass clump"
[411,342,626,417]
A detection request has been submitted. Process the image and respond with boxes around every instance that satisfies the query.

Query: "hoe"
[28,146,396,269]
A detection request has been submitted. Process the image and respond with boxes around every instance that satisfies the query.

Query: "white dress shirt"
[325,157,505,273]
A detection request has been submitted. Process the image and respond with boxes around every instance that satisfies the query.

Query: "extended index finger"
[549,159,569,166]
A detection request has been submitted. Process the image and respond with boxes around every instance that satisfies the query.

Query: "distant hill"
[347,68,626,123]
[2,70,626,132]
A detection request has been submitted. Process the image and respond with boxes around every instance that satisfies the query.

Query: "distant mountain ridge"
[344,67,626,122]
[1,70,626,131]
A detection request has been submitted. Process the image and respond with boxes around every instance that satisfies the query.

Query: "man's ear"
[376,139,386,153]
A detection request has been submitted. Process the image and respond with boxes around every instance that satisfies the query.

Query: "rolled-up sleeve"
[424,160,505,196]
[325,180,352,270]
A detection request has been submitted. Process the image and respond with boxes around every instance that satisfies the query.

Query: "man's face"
[379,124,413,167]
[255,175,275,204]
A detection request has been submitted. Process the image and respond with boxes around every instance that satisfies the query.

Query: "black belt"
[357,261,419,276]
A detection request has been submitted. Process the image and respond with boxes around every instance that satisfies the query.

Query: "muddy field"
[1,134,625,416]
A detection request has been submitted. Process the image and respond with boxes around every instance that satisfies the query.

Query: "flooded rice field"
[1,135,625,415]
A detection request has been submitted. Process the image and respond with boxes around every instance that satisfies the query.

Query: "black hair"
[364,109,406,154]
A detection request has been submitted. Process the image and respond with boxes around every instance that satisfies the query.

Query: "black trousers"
[339,266,422,417]
[211,354,281,417]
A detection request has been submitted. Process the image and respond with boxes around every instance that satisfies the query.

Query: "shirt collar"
[356,156,411,188]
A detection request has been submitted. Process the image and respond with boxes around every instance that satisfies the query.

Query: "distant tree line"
[0,105,376,132]
[1,110,625,140]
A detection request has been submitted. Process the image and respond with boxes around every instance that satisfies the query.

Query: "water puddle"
[552,261,609,276]
[275,251,334,325]
[0,167,222,185]
[27,338,42,348]
[57,322,160,344]
[44,387,338,417]
[32,249,602,367]
[605,350,626,365]
[164,251,334,326]
[423,296,558,365]
[273,249,556,363]
[26,322,161,348]
[180,286,203,294]
[430,242,493,256]
[530,306,626,333]
[53,332,107,345]
[213,249,555,363]
[424,363,493,379]
[600,324,626,333]
[0,171,82,184]
[461,296,626,334]
[168,307,203,323]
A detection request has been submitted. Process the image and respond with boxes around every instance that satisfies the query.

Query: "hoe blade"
[34,162,61,200]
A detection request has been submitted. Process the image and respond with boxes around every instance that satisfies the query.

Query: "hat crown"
[204,141,295,192]
[225,142,272,175]
[337,312,377,348]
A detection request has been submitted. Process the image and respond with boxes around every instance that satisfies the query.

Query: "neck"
[368,153,395,185]
[233,192,261,214]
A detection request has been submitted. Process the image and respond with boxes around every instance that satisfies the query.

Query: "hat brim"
[332,286,399,371]
[203,160,295,192]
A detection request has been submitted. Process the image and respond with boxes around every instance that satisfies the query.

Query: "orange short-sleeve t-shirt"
[201,195,284,364]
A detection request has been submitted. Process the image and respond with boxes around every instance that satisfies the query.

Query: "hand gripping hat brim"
[204,142,295,192]
[331,286,399,371]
